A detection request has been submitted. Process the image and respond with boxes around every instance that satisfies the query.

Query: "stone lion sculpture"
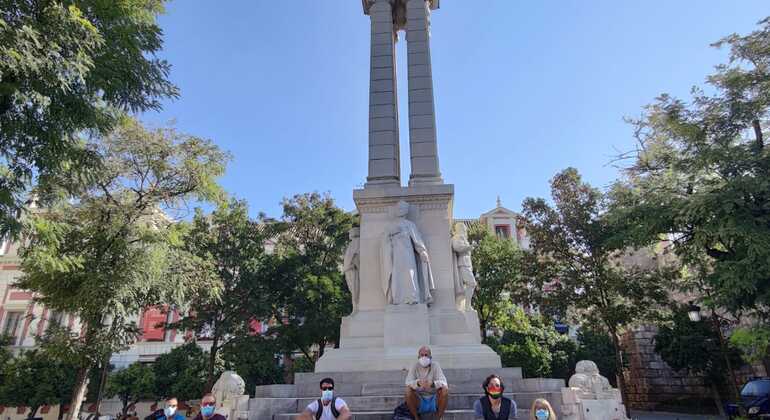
[568,360,611,396]
[212,370,246,403]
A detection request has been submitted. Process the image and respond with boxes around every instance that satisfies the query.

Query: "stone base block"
[315,344,501,372]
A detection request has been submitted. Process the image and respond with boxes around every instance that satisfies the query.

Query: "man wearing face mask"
[473,375,517,420]
[405,346,449,420]
[194,393,225,420]
[297,377,351,420]
[144,397,185,420]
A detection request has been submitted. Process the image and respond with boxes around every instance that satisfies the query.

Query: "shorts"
[418,394,437,413]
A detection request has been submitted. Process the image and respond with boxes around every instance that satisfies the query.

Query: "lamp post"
[687,301,744,415]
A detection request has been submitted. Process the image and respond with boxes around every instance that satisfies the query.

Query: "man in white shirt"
[405,346,449,420]
[297,377,352,420]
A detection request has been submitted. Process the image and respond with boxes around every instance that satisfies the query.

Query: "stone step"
[294,367,523,387]
[295,391,560,412]
[273,409,525,420]
[285,378,563,398]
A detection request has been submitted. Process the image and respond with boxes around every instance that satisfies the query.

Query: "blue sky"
[143,1,767,219]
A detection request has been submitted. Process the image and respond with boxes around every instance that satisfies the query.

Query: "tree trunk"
[712,313,744,416]
[205,336,219,392]
[93,357,110,417]
[610,331,631,418]
[67,366,91,420]
[317,339,326,358]
[711,383,726,417]
[479,317,488,341]
[58,401,66,420]
[27,406,39,419]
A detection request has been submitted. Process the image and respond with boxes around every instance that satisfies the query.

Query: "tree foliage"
[105,362,156,417]
[469,229,527,341]
[267,192,355,361]
[487,307,577,380]
[221,336,284,396]
[153,342,214,403]
[0,0,178,236]
[0,349,78,419]
[17,118,228,420]
[172,199,273,391]
[522,167,675,410]
[611,16,770,322]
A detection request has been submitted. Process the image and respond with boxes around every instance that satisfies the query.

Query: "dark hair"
[320,377,335,388]
[482,374,505,392]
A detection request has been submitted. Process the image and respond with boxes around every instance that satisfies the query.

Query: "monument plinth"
[315,0,500,373]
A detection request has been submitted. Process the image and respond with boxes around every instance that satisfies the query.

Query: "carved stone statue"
[380,201,435,305]
[568,360,612,396]
[452,222,477,311]
[212,371,250,419]
[343,227,361,313]
[212,370,246,403]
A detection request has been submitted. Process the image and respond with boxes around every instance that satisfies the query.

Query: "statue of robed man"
[380,201,435,305]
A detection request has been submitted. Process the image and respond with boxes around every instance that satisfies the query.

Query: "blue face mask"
[321,390,334,401]
[535,409,550,420]
[200,406,215,418]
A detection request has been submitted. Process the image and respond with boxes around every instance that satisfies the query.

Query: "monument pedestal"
[316,184,500,372]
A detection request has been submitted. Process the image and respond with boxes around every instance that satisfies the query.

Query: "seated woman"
[530,398,557,420]
[473,374,517,420]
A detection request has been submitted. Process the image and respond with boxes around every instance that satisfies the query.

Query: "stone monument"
[211,371,250,420]
[560,360,629,420]
[315,0,501,372]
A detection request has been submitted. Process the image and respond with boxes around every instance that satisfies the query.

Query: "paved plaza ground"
[631,411,725,420]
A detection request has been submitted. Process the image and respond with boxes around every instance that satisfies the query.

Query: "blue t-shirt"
[473,398,517,419]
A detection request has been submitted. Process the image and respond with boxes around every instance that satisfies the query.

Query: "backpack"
[315,397,340,420]
[392,402,414,420]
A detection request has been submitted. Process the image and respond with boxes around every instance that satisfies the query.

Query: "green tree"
[153,342,213,403]
[268,192,355,361]
[522,168,675,412]
[655,305,745,416]
[470,229,527,341]
[172,200,273,391]
[0,0,179,237]
[18,118,228,420]
[574,327,619,387]
[0,349,77,419]
[730,325,770,374]
[221,336,284,395]
[611,16,770,329]
[487,307,577,380]
[105,362,156,418]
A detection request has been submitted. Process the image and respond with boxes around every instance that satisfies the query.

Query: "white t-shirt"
[305,397,347,420]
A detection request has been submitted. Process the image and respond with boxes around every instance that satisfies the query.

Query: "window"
[494,225,511,239]
[3,312,24,345]
[47,311,65,331]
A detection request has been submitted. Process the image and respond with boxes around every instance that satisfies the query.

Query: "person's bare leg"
[405,387,421,420]
[436,387,449,419]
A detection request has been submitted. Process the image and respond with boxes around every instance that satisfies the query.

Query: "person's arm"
[336,401,352,420]
[405,364,419,389]
[510,400,517,419]
[472,399,484,420]
[432,361,448,389]
[295,403,315,420]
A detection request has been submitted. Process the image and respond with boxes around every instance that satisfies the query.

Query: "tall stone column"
[406,0,442,186]
[366,0,401,187]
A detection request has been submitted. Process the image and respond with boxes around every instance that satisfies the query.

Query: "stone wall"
[622,325,767,413]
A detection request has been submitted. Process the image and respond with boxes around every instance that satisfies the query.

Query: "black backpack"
[315,397,340,420]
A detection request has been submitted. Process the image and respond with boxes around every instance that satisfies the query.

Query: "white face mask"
[418,356,431,367]
[163,407,176,418]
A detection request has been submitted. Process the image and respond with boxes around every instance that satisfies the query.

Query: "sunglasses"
[201,402,216,407]
[321,386,334,391]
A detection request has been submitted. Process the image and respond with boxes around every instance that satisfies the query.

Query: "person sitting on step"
[405,345,449,420]
[297,377,352,420]
[473,374,517,419]
[529,398,557,420]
